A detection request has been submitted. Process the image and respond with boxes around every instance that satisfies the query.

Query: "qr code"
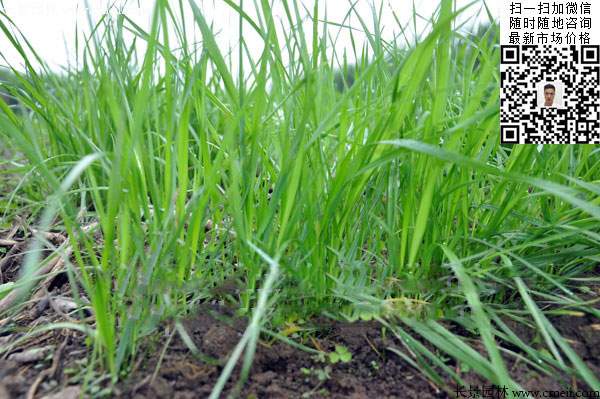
[500,45,600,144]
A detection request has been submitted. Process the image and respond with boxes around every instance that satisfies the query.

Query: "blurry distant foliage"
[334,22,497,92]
[0,22,497,101]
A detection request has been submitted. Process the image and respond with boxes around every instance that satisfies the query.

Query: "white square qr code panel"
[500,1,600,144]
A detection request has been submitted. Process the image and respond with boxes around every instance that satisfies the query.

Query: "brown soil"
[116,304,447,399]
[1,234,599,399]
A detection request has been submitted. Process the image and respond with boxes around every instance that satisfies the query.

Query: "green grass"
[1,0,600,395]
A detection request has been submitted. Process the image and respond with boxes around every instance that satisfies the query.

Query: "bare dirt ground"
[1,227,599,399]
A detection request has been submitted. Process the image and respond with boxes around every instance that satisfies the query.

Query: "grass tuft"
[1,0,599,392]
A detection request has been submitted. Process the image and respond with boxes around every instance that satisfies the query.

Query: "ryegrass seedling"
[1,0,599,392]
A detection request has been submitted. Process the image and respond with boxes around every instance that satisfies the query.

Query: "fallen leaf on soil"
[7,345,54,363]
[50,297,79,314]
[39,386,81,399]
[0,383,11,399]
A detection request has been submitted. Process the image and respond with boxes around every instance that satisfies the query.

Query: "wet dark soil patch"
[118,304,446,399]
[118,293,600,399]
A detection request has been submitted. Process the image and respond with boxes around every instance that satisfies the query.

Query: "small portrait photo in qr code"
[537,82,565,109]
[500,45,600,144]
